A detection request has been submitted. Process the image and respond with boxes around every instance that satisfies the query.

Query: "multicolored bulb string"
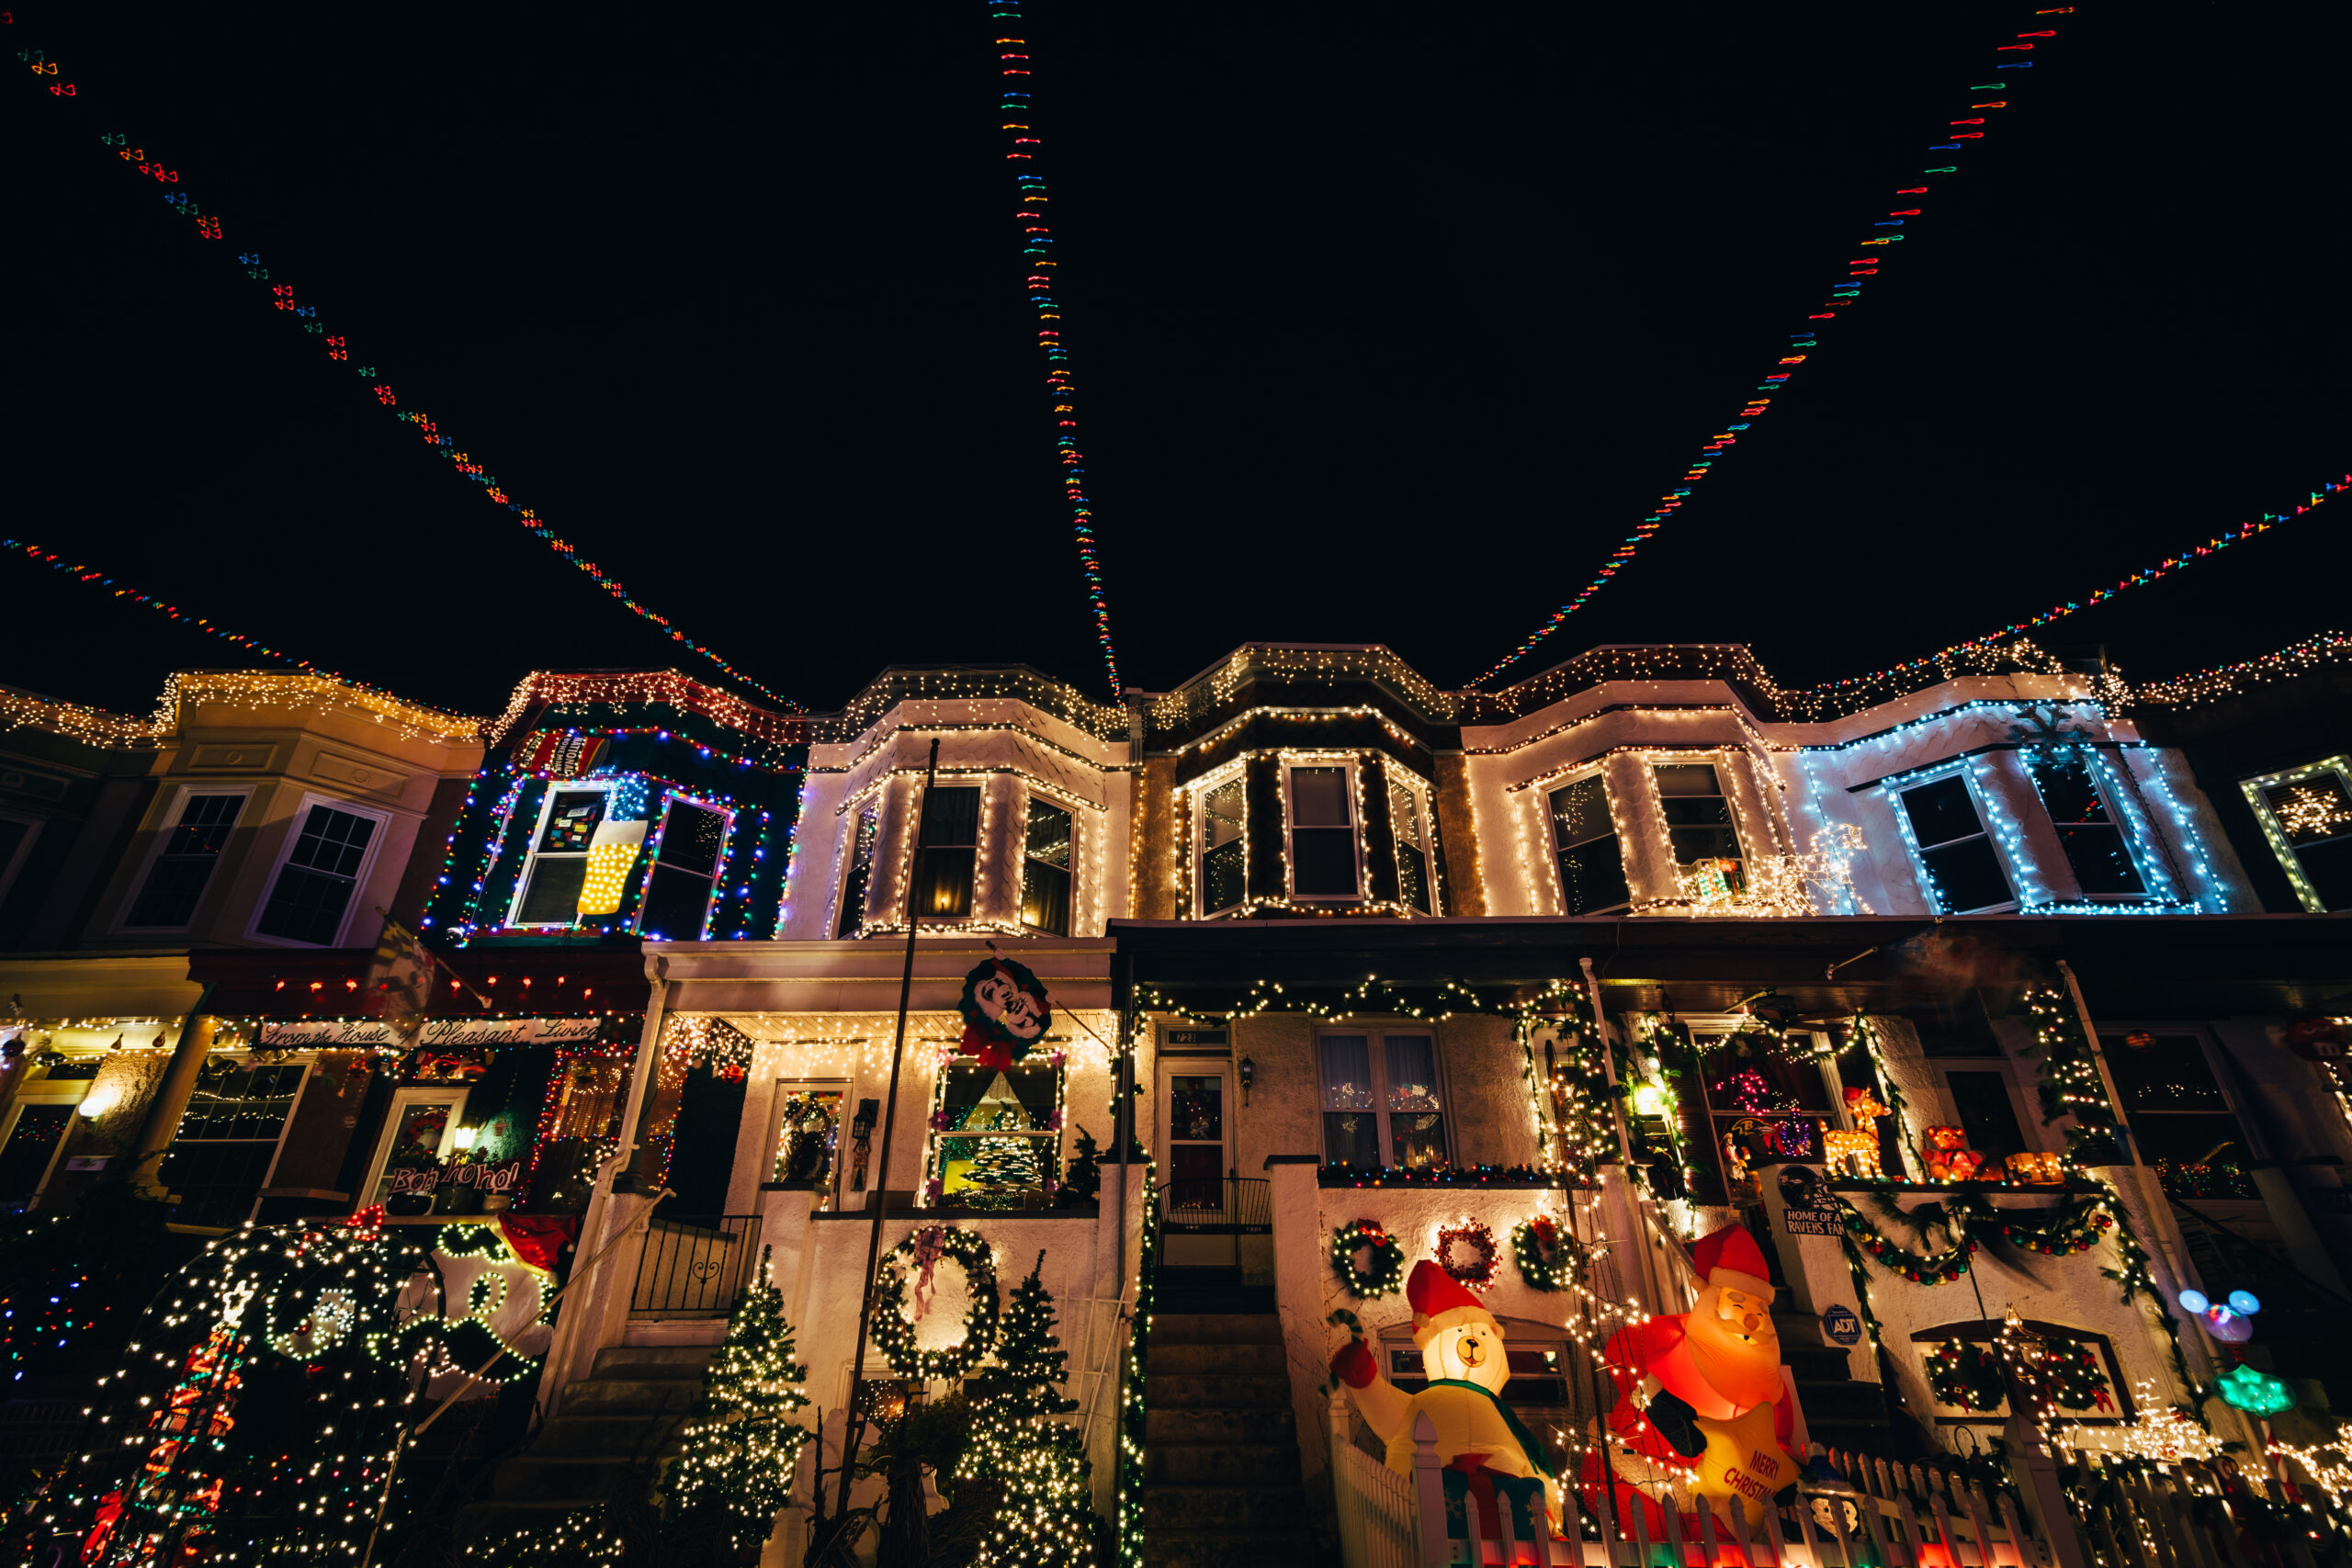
[993,1,1124,698]
[1470,9,2079,690]
[14,15,800,711]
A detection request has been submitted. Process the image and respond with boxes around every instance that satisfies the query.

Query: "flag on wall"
[363,911,437,1047]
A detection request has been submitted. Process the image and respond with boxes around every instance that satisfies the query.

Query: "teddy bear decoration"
[1922,1125,1987,1182]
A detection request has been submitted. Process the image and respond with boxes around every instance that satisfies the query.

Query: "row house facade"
[5,642,2349,1565]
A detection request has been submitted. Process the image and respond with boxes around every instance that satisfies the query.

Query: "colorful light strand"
[1471,10,2078,688]
[13,17,799,711]
[992,0,1124,697]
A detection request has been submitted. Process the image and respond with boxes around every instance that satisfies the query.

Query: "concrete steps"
[454,1341,718,1545]
[1140,1307,1317,1568]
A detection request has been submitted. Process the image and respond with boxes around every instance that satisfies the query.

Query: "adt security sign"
[1821,1305,1862,1347]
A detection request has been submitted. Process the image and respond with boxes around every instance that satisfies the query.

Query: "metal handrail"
[628,1210,763,1317]
[1157,1175,1272,1234]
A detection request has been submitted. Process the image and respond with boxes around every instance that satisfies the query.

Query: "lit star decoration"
[993,1,1123,696]
[1472,11,2079,688]
[8,25,797,710]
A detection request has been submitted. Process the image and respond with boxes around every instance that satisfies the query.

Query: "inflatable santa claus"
[1589,1223,1801,1532]
[1332,1259,1560,1541]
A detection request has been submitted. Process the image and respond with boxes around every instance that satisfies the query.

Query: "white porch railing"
[1330,1398,2064,1568]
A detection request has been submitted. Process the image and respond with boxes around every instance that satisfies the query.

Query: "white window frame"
[2241,755,2352,914]
[1315,1027,1454,1168]
[1889,766,2020,915]
[1190,760,1250,919]
[1385,770,1440,915]
[2021,751,2153,904]
[1544,766,1628,917]
[244,792,395,948]
[1283,756,1364,903]
[1016,786,1079,936]
[358,1084,471,1208]
[832,794,884,939]
[2,1079,91,1208]
[769,1077,852,1198]
[163,1054,313,1224]
[0,811,42,908]
[635,792,734,941]
[508,780,618,930]
[114,783,254,934]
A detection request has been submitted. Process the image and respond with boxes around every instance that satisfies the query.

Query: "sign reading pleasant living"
[254,1016,605,1049]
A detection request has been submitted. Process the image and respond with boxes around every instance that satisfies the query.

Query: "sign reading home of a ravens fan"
[1777,1165,1842,1236]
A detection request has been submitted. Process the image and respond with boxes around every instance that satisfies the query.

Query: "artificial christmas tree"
[957,1252,1096,1565]
[954,1072,1043,1210]
[663,1245,810,1555]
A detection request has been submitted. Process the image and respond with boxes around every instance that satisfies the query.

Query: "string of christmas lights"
[991,0,1123,697]
[11,19,799,711]
[1471,8,2081,688]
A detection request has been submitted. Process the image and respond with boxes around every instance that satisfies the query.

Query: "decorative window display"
[125,791,245,928]
[2098,1032,2254,1198]
[1655,762,1743,896]
[639,796,730,939]
[513,786,609,926]
[1896,773,2016,914]
[1319,1032,1449,1170]
[1548,774,1628,915]
[1286,765,1360,897]
[157,1058,307,1229]
[912,785,982,919]
[836,802,879,937]
[1020,795,1074,935]
[2243,757,2352,911]
[1390,776,1434,914]
[367,1088,467,1208]
[254,803,380,945]
[1198,773,1246,916]
[2027,756,2146,899]
[772,1088,842,1185]
[927,1059,1063,1209]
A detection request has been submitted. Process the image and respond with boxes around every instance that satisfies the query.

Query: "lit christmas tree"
[957,1251,1096,1565]
[956,1072,1041,1210]
[662,1244,810,1553]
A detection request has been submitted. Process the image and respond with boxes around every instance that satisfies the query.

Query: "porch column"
[126,984,216,1199]
[1265,1155,1335,1545]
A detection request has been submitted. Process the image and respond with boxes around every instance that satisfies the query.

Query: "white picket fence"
[1330,1398,2052,1568]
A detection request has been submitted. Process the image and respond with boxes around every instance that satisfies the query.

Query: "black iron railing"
[1159,1176,1272,1235]
[630,1213,763,1317]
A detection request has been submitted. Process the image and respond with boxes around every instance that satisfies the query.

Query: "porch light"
[451,1125,478,1152]
[1631,1083,1667,1117]
[1238,1055,1255,1106]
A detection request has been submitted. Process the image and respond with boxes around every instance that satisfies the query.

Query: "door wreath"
[868,1225,1000,1379]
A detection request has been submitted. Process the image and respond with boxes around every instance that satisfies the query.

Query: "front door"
[1162,1070,1234,1268]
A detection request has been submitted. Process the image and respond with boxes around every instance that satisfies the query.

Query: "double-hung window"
[1897,774,2015,913]
[159,1057,306,1228]
[639,796,730,939]
[836,803,880,936]
[1548,774,1628,915]
[1388,777,1433,914]
[255,803,381,945]
[911,785,981,919]
[2245,759,2352,911]
[1287,765,1359,898]
[1020,796,1073,935]
[126,792,245,928]
[514,787,608,926]
[1198,774,1246,916]
[1656,763,1743,895]
[931,1059,1062,1208]
[2027,755,2145,898]
[1318,1032,1447,1169]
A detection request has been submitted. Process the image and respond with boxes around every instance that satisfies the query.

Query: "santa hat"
[1688,1224,1773,1299]
[1407,1259,1497,1348]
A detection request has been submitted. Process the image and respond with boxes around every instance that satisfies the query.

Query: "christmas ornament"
[2177,1287,2260,1345]
[2215,1362,2295,1416]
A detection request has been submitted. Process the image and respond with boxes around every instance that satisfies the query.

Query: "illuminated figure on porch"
[1586,1224,1802,1533]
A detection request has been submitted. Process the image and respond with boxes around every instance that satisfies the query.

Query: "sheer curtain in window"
[1319,1034,1377,1166]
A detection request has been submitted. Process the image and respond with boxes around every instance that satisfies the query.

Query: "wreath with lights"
[1436,1217,1499,1292]
[1510,1213,1583,1292]
[868,1225,1000,1379]
[1329,1220,1406,1299]
[1927,1339,2007,1412]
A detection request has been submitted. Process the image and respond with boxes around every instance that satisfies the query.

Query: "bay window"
[910,785,981,919]
[1656,762,1743,896]
[1388,776,1434,914]
[836,802,879,937]
[2027,755,2145,898]
[1549,773,1628,915]
[639,796,730,939]
[514,786,608,926]
[1021,796,1073,935]
[1198,774,1246,916]
[125,791,246,929]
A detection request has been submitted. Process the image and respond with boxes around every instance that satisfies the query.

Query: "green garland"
[1511,1214,1584,1292]
[1928,1339,2007,1412]
[868,1225,1000,1380]
[2018,984,2121,1163]
[1330,1219,1407,1299]
[1839,1198,1978,1284]
[2013,1333,2113,1413]
[1990,1194,2114,1256]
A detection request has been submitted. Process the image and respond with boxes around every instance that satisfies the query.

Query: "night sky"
[6,4,2347,719]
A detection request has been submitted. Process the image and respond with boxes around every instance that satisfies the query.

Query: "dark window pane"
[2298,837,2352,912]
[1388,1111,1448,1170]
[285,806,376,878]
[1292,828,1356,896]
[156,1142,280,1230]
[913,848,975,918]
[127,794,244,927]
[1319,1036,1374,1109]
[2030,758,2144,897]
[1201,839,1246,914]
[1667,823,1741,865]
[1024,800,1072,868]
[1323,1111,1380,1167]
[2125,1111,2246,1164]
[920,786,980,849]
[1550,776,1613,851]
[836,807,877,937]
[2103,1035,2225,1111]
[0,818,29,880]
[1919,838,2013,913]
[255,864,356,945]
[657,802,729,877]
[1170,1077,1224,1142]
[1656,764,1739,869]
[639,863,714,939]
[1557,836,1630,915]
[517,857,588,924]
[1290,768,1351,827]
[0,1103,73,1201]
[1654,764,1724,798]
[537,791,606,852]
[1022,862,1070,935]
[1397,840,1429,913]
[1944,1071,2025,1157]
[1900,777,1982,850]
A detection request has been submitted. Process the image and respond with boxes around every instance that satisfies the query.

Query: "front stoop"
[1141,1310,1318,1568]
[453,1342,717,1544]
